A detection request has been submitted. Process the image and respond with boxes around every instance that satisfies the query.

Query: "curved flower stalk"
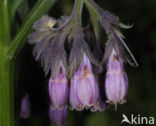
[28,0,138,113]
[84,0,138,109]
[49,61,69,110]
[49,107,68,126]
[85,0,138,67]
[20,94,31,119]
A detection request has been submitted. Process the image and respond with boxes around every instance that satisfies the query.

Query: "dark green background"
[15,0,156,126]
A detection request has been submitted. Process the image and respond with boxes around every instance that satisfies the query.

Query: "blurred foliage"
[15,0,156,126]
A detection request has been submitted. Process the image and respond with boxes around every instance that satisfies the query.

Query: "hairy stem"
[0,49,15,126]
[0,0,11,46]
[74,0,84,36]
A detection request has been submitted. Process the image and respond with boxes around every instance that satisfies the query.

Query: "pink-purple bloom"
[49,61,68,110]
[105,49,128,105]
[69,53,99,111]
[49,107,67,126]
[20,94,30,118]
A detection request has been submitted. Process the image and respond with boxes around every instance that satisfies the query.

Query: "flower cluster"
[28,0,138,125]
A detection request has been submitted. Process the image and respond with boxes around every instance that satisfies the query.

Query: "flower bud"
[20,94,30,118]
[105,49,128,106]
[69,53,99,111]
[49,61,68,110]
[49,107,67,126]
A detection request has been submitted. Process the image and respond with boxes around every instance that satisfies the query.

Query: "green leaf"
[0,49,15,126]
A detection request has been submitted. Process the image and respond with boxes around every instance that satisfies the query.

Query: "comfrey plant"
[28,0,138,124]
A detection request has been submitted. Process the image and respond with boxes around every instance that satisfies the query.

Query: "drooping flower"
[49,60,68,110]
[20,94,31,118]
[69,53,99,111]
[105,49,128,106]
[49,107,67,126]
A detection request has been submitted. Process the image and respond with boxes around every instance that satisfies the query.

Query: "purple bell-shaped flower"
[69,53,99,111]
[20,94,30,118]
[49,61,69,110]
[105,49,128,107]
[49,107,68,126]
